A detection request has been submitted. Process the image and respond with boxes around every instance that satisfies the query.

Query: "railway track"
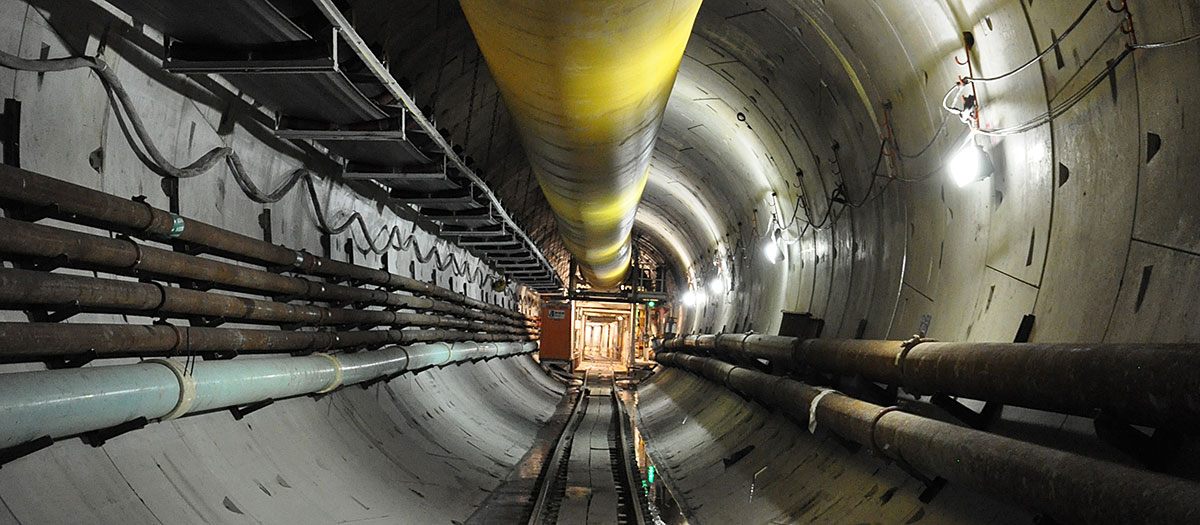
[528,370,647,525]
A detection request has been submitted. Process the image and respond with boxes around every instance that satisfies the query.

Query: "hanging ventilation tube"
[460,0,703,289]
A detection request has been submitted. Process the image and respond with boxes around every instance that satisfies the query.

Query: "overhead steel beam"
[164,33,338,74]
[310,0,561,290]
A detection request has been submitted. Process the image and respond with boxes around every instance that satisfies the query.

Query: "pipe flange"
[808,388,838,434]
[313,352,343,393]
[147,358,196,421]
[868,406,906,458]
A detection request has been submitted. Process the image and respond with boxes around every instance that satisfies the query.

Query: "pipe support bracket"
[147,358,196,420]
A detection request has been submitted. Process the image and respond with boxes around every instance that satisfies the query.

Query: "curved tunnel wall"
[666,0,1200,347]
[2,0,1199,523]
[0,2,562,523]
[0,355,564,523]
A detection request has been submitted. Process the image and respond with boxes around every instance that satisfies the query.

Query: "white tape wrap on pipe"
[147,358,197,420]
[313,352,343,393]
[808,388,838,434]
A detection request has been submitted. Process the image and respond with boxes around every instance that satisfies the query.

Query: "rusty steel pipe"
[664,335,1200,430]
[0,269,532,334]
[0,218,524,327]
[0,164,527,321]
[655,352,1200,524]
[0,323,529,363]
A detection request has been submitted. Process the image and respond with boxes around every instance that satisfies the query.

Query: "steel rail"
[612,386,648,525]
[527,370,589,524]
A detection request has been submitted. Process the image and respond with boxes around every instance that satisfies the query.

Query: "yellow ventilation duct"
[460,0,702,289]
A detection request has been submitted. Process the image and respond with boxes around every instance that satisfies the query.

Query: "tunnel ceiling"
[350,0,1195,341]
[349,0,886,293]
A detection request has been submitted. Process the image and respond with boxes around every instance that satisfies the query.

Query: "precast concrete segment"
[459,0,703,288]
[635,366,1029,523]
[655,352,1200,524]
[663,335,1200,430]
[0,341,536,449]
[0,354,564,524]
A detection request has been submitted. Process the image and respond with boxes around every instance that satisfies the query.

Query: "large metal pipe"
[664,334,1200,430]
[655,352,1200,524]
[0,218,524,326]
[459,0,702,288]
[0,341,537,449]
[0,164,526,320]
[0,323,529,363]
[0,268,530,334]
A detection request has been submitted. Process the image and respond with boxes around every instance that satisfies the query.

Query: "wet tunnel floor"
[555,380,622,524]
[469,364,686,525]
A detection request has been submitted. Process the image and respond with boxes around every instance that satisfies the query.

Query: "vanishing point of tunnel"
[1,0,1199,523]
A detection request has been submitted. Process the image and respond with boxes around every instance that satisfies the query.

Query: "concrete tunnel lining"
[0,355,564,523]
[1,0,1200,522]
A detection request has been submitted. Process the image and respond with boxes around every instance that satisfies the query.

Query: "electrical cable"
[0,49,502,286]
[964,0,1102,84]
[1131,32,1200,49]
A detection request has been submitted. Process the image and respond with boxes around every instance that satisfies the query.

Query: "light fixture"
[647,300,657,308]
[948,138,995,187]
[762,228,783,264]
[709,276,725,294]
[682,290,701,306]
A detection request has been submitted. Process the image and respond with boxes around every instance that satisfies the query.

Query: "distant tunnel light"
[949,143,995,187]
[682,290,702,306]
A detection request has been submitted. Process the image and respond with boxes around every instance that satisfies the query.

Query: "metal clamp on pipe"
[146,358,196,420]
[313,353,343,393]
[808,388,837,434]
[894,335,935,379]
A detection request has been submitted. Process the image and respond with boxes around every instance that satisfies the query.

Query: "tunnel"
[1,0,1199,523]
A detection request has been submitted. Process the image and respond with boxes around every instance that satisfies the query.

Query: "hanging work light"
[948,138,995,187]
[763,228,783,264]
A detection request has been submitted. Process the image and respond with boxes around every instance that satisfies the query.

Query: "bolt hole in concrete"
[1146,132,1162,163]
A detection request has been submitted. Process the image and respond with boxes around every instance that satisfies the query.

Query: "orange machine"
[539,303,572,362]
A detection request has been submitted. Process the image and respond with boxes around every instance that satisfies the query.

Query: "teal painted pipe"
[0,341,536,449]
